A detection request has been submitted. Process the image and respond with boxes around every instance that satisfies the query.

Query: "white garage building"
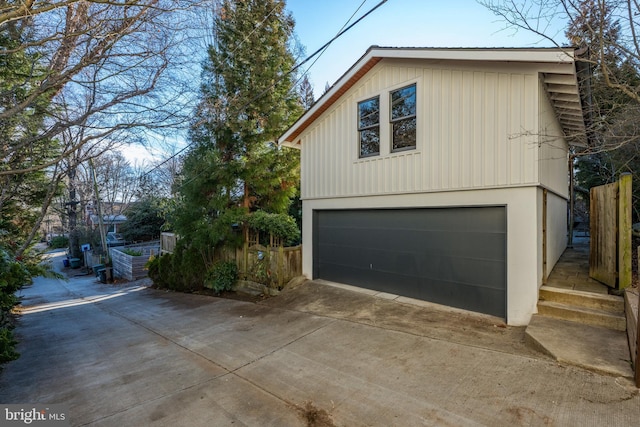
[279,47,591,325]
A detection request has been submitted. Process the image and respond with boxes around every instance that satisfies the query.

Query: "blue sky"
[129,0,571,164]
[286,0,569,97]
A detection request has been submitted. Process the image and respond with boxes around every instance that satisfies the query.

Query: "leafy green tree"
[120,198,166,242]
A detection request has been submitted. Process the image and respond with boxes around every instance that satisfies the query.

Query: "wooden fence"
[589,173,632,289]
[159,231,302,289]
[219,243,302,289]
[160,232,177,254]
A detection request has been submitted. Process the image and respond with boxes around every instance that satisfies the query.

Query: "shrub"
[0,327,19,365]
[122,248,142,256]
[146,245,209,293]
[146,255,160,280]
[204,261,238,293]
[248,211,300,246]
[0,247,46,367]
[48,236,69,249]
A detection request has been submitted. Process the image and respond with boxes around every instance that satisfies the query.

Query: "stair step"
[539,286,624,313]
[525,315,633,378]
[537,300,626,331]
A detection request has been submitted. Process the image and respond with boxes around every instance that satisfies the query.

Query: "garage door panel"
[320,229,505,259]
[314,207,507,318]
[417,256,506,290]
[402,231,505,260]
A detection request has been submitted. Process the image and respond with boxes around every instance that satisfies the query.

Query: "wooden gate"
[589,173,632,289]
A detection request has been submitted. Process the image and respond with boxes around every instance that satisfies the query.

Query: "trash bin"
[97,268,107,283]
[69,258,81,269]
[62,258,70,268]
[92,264,105,277]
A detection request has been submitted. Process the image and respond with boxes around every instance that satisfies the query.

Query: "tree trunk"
[68,161,81,259]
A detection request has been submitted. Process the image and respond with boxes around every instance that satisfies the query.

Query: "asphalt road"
[1,251,639,426]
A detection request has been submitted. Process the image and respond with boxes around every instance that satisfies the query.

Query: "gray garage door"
[313,207,506,318]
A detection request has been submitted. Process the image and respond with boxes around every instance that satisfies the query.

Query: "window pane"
[358,97,379,129]
[360,128,380,157]
[391,85,416,120]
[392,117,416,151]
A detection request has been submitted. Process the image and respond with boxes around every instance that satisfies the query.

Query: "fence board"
[218,244,302,288]
[590,182,618,287]
[158,231,302,288]
[618,174,632,288]
[111,246,159,280]
[161,232,177,254]
[589,173,632,289]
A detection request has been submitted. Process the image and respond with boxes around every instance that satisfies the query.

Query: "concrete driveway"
[1,252,638,426]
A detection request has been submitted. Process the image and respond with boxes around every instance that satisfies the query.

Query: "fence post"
[619,173,632,289]
[636,287,640,388]
[278,245,284,288]
[243,241,249,280]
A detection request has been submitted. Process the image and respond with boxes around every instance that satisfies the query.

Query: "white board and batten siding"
[294,56,575,325]
[301,59,546,201]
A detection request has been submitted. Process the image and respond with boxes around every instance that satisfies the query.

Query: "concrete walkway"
[1,252,639,426]
[526,237,635,379]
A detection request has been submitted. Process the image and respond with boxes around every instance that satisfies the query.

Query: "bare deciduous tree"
[482,0,640,220]
[1,0,209,251]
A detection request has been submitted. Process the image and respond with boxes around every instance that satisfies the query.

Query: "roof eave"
[278,46,580,146]
[279,46,382,146]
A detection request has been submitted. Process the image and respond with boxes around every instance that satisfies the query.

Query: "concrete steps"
[525,285,633,378]
[525,315,633,379]
[537,286,626,331]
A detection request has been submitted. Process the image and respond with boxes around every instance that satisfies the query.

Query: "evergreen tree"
[0,18,62,248]
[173,0,303,259]
[0,17,59,364]
[299,75,315,110]
[120,198,166,242]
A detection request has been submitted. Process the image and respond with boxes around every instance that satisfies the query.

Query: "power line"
[293,0,369,93]
[141,0,388,180]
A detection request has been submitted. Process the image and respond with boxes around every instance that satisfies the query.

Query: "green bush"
[48,235,69,249]
[120,198,166,242]
[204,261,238,293]
[122,248,142,256]
[0,247,45,367]
[0,327,19,365]
[146,245,209,293]
[248,211,300,246]
[146,254,161,281]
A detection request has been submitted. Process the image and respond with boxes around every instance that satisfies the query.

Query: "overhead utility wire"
[293,0,369,90]
[138,3,283,176]
[241,0,388,110]
[141,0,388,179]
[173,0,383,191]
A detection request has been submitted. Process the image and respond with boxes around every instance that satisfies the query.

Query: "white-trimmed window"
[390,84,417,152]
[358,96,380,158]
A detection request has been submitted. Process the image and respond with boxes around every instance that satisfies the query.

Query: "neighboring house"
[89,214,127,234]
[279,46,591,325]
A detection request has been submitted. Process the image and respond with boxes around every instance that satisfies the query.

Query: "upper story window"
[390,84,416,152]
[358,96,380,158]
